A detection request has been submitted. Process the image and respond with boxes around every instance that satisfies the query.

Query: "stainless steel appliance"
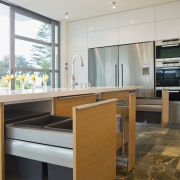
[88,42,155,98]
[156,39,180,61]
[155,39,180,125]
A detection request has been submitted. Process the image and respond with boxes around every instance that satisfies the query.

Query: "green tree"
[30,23,51,85]
[30,23,51,69]
[0,55,30,78]
[0,55,9,78]
[15,55,31,68]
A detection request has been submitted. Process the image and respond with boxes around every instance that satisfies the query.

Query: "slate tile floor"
[116,123,180,180]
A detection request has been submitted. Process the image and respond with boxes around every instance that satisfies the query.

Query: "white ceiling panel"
[6,0,179,21]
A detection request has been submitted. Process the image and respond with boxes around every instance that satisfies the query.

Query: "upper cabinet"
[155,1,180,40]
[119,23,155,45]
[156,1,180,21]
[68,20,87,34]
[119,7,155,27]
[118,7,155,44]
[156,18,180,40]
[88,14,118,32]
[88,28,118,48]
[87,14,119,48]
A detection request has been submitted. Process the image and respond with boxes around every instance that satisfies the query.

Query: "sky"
[0,9,41,60]
[0,16,9,60]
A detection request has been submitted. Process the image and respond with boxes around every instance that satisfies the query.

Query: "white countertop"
[0,86,141,103]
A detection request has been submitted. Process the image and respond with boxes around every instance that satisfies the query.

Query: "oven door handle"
[162,61,179,64]
[169,90,179,93]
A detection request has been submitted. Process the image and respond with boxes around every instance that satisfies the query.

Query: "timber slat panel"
[161,90,169,128]
[73,100,117,180]
[128,93,136,171]
[54,94,97,116]
[101,91,136,171]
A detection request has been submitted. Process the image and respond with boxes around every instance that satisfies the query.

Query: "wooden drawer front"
[101,91,129,100]
[54,94,97,116]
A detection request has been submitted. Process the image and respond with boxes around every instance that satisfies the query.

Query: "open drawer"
[5,114,73,149]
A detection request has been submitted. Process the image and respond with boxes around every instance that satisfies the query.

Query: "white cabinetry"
[119,23,155,44]
[88,28,118,48]
[87,14,118,48]
[118,7,155,44]
[156,18,180,40]
[68,20,88,88]
[119,7,155,27]
[88,14,118,31]
[155,1,180,40]
[156,1,180,21]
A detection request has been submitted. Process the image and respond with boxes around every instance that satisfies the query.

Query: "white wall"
[67,20,88,88]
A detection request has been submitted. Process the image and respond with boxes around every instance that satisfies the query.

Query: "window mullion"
[10,6,15,89]
[15,35,52,46]
[51,21,55,88]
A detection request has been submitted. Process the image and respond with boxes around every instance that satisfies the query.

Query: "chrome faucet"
[71,55,84,88]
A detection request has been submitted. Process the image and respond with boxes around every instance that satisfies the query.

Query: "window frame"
[0,2,60,89]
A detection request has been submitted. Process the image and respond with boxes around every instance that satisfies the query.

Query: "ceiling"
[6,0,179,22]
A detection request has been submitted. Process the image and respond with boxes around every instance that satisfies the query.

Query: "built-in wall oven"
[155,39,180,101]
[155,39,180,124]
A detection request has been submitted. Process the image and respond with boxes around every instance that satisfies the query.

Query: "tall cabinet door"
[88,46,119,87]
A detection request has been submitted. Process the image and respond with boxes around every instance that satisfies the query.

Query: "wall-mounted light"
[65,12,69,19]
[112,2,116,9]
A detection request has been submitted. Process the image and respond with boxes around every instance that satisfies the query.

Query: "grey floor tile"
[117,123,180,179]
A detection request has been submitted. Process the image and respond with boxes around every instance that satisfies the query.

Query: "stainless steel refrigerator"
[88,42,155,97]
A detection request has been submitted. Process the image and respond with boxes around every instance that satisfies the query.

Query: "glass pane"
[15,13,52,42]
[15,71,51,90]
[15,39,52,69]
[55,46,59,70]
[55,25,59,44]
[0,4,10,81]
[55,72,59,88]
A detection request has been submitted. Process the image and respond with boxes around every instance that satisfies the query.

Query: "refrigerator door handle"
[121,64,123,87]
[115,64,118,86]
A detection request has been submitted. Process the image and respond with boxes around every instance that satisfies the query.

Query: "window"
[0,4,10,88]
[0,2,60,89]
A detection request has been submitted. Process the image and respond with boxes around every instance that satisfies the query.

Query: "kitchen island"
[0,86,140,180]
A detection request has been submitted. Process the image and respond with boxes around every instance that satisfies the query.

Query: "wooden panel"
[117,108,129,117]
[73,100,117,180]
[0,103,4,180]
[102,91,129,150]
[102,91,136,171]
[128,93,136,171]
[161,90,169,128]
[54,94,97,116]
[101,91,129,100]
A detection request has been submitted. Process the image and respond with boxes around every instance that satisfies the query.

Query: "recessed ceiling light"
[112,2,116,9]
[65,12,69,19]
